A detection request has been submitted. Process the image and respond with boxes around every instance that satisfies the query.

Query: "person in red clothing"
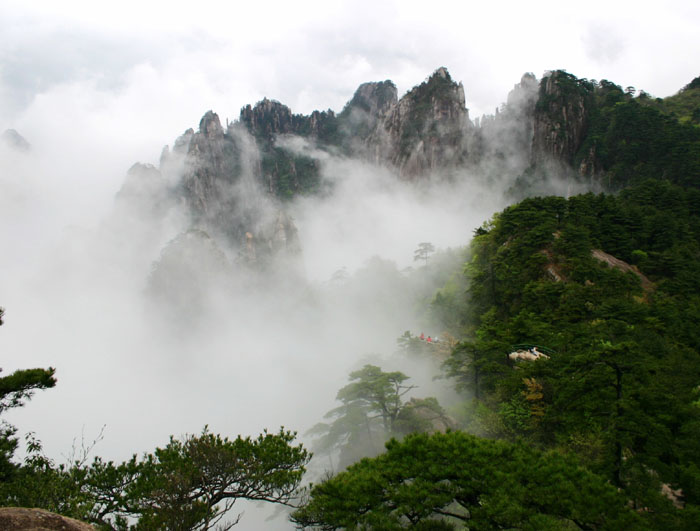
[420,332,425,340]
[427,336,432,343]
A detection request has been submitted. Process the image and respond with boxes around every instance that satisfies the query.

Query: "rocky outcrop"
[237,100,324,198]
[119,67,676,285]
[472,73,539,175]
[509,347,550,362]
[158,127,193,185]
[181,112,235,236]
[238,210,301,265]
[305,109,338,141]
[236,69,474,180]
[114,68,520,284]
[113,100,304,280]
[373,68,471,177]
[0,507,94,530]
[531,70,592,166]
[344,81,398,120]
[240,99,299,141]
[159,111,301,267]
[239,99,338,144]
[591,249,654,293]
[338,81,398,153]
[179,112,260,243]
[576,145,602,178]
[507,73,540,112]
[269,210,301,255]
[397,397,456,433]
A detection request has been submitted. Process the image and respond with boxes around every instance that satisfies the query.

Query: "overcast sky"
[2,0,699,163]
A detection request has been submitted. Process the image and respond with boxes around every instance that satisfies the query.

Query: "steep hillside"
[649,75,700,125]
[435,179,700,528]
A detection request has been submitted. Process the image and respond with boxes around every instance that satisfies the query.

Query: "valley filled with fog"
[0,122,507,527]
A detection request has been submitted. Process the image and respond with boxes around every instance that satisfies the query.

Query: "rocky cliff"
[527,70,700,190]
[238,100,325,198]
[240,98,300,141]
[235,68,472,179]
[376,67,471,177]
[472,72,539,177]
[114,67,700,283]
[531,70,592,168]
[127,70,475,281]
[173,111,300,261]
[336,80,398,156]
[114,108,301,283]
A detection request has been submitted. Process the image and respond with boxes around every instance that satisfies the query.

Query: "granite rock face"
[378,67,471,176]
[238,100,326,198]
[236,68,474,178]
[472,72,539,176]
[175,111,300,261]
[118,67,673,280]
[531,70,591,167]
[347,81,398,119]
[240,99,298,141]
[113,68,490,280]
[240,98,338,143]
[338,80,398,155]
[0,507,94,530]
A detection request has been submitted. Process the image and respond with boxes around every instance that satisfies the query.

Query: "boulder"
[0,508,94,530]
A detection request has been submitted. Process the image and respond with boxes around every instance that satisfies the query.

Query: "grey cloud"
[582,23,626,64]
[0,24,214,121]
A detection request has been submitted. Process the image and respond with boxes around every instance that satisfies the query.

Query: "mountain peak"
[239,98,296,140]
[432,66,451,81]
[682,75,700,92]
[342,80,398,119]
[198,111,224,139]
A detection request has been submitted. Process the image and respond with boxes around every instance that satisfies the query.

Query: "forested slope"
[294,180,700,529]
[434,179,700,527]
